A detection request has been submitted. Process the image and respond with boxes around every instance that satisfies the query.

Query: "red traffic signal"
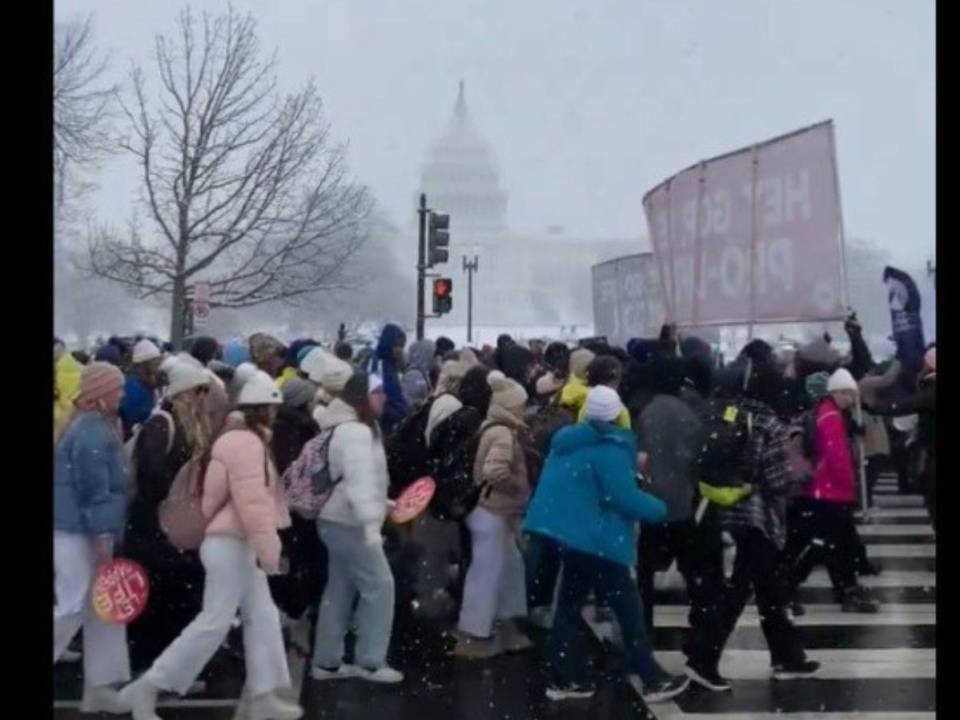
[433,277,453,315]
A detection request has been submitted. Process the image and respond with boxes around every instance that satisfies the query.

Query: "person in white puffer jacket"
[311,371,404,685]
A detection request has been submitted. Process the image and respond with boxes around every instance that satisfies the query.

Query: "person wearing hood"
[55,363,133,714]
[311,373,404,685]
[523,386,688,705]
[454,372,533,660]
[371,324,408,435]
[635,356,723,636]
[121,371,302,720]
[124,361,214,673]
[55,342,85,444]
[685,345,819,691]
[401,339,436,411]
[558,348,595,415]
[119,339,164,440]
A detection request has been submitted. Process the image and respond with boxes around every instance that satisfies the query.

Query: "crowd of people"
[52,316,936,719]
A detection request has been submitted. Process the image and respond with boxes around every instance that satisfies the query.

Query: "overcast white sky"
[56,0,934,267]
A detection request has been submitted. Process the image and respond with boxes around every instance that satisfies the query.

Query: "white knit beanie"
[132,339,162,365]
[166,360,210,398]
[487,370,527,411]
[827,367,859,395]
[299,348,353,393]
[237,370,282,406]
[584,385,623,422]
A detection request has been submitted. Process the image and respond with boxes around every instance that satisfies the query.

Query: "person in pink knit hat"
[54,362,132,714]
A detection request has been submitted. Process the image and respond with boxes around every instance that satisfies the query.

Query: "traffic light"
[433,277,453,315]
[428,212,450,267]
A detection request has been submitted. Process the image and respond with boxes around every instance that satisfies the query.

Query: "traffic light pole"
[416,193,427,341]
[463,255,478,344]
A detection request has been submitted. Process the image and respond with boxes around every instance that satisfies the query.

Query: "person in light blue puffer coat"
[53,362,133,714]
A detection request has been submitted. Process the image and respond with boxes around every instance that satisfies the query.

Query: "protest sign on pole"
[591,253,665,346]
[643,120,848,328]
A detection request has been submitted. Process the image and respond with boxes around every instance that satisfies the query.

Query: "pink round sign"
[91,558,150,624]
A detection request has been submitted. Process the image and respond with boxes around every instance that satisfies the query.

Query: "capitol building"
[416,83,638,344]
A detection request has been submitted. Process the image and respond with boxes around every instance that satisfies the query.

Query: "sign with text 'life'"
[591,253,665,346]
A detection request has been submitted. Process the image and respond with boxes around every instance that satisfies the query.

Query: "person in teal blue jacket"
[523,386,690,705]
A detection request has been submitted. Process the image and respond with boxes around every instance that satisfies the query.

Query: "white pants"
[146,536,291,696]
[53,532,131,688]
[458,506,527,638]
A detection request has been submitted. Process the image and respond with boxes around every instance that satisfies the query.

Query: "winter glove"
[698,482,754,507]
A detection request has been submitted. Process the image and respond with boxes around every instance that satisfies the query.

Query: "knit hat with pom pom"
[487,370,527,411]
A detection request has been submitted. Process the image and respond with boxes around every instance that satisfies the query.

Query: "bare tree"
[54,15,116,212]
[88,7,373,347]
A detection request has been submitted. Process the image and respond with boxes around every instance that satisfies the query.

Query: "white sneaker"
[118,677,161,720]
[310,664,360,681]
[249,692,303,720]
[80,685,127,715]
[356,666,404,684]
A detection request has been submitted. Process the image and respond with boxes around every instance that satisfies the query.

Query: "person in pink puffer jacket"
[120,370,303,720]
[789,368,880,614]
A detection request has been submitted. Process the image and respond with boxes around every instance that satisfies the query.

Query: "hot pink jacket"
[202,428,292,573]
[810,398,856,505]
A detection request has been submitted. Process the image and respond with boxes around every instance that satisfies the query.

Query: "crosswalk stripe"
[808,569,935,588]
[656,648,935,678]
[859,524,933,536]
[652,604,936,627]
[865,545,935,558]
[873,495,926,508]
[54,699,236,709]
[655,712,935,720]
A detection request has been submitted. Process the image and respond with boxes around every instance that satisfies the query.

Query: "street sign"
[193,282,211,327]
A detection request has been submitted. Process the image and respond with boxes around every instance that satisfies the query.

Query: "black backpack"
[695,399,755,488]
[385,397,437,498]
[430,412,507,522]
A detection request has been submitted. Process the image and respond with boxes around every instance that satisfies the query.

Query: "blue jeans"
[547,543,666,688]
[312,521,395,670]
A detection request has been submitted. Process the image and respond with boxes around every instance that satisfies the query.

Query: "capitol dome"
[419,82,508,235]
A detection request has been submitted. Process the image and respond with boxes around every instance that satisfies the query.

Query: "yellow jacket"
[277,367,299,390]
[54,353,83,443]
[560,376,632,430]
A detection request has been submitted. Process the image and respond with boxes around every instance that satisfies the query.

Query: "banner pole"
[747,146,759,341]
[692,162,707,328]
[855,396,871,523]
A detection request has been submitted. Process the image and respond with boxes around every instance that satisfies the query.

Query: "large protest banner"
[643,120,847,327]
[591,253,665,346]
